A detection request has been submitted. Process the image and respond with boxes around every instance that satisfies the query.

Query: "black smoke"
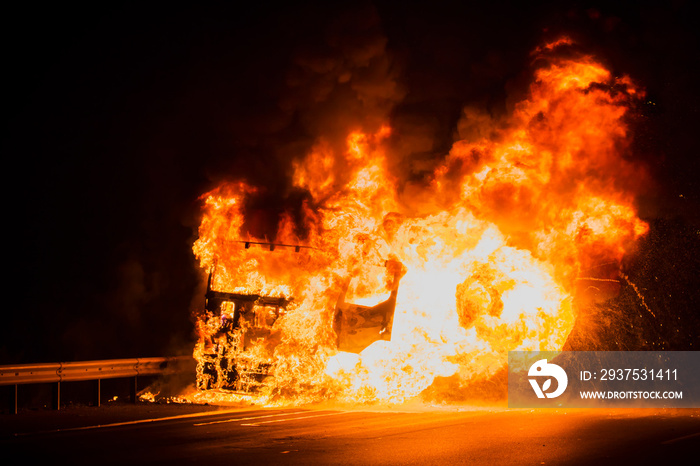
[3,1,698,364]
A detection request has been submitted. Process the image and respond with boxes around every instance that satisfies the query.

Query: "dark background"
[3,1,698,364]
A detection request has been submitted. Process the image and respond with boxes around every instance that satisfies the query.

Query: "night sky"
[4,1,699,364]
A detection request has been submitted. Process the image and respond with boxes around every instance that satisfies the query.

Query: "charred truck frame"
[196,242,405,392]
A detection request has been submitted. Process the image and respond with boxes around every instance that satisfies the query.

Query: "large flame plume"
[190,40,648,405]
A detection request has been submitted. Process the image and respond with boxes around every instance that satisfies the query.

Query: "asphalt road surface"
[2,403,699,465]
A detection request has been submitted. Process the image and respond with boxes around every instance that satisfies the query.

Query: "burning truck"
[191,39,649,404]
[196,241,405,392]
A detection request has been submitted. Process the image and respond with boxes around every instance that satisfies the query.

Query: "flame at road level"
[191,41,648,405]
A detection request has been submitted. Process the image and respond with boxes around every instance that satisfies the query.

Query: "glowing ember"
[189,40,648,405]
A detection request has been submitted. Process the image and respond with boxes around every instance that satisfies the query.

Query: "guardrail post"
[94,379,101,407]
[14,384,18,415]
[131,376,137,403]
[52,381,61,411]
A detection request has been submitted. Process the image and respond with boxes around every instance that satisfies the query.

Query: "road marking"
[193,410,311,426]
[241,411,347,426]
[13,408,256,436]
[661,431,700,444]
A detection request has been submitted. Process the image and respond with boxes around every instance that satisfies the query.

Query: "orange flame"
[189,40,648,405]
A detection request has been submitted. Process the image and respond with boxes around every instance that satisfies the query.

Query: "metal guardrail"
[0,357,183,385]
[0,356,192,414]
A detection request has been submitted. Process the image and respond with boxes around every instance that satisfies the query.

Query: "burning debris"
[189,39,649,406]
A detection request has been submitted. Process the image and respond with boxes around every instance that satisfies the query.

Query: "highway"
[2,403,699,465]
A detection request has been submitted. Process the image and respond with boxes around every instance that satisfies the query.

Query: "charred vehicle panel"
[196,243,404,392]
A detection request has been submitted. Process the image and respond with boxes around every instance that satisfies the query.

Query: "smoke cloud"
[4,2,698,366]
